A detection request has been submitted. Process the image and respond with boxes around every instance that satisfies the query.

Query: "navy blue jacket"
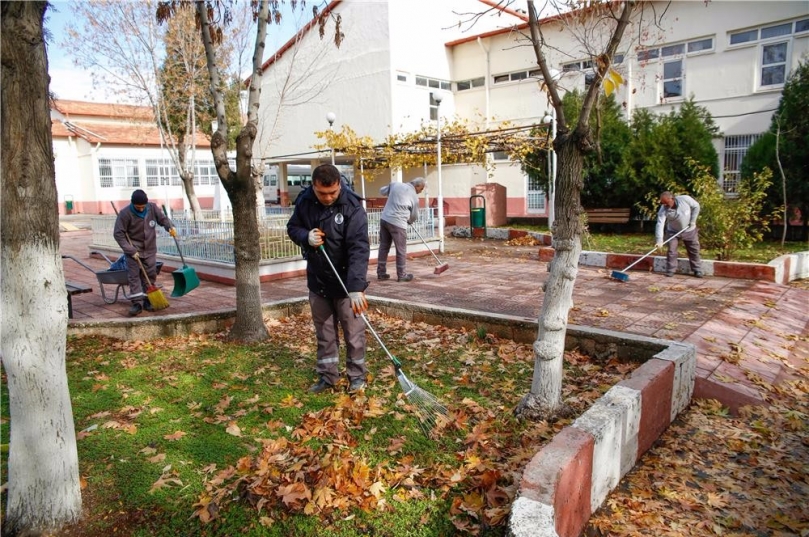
[287,185,370,298]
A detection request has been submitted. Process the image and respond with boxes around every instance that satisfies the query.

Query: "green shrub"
[689,159,773,261]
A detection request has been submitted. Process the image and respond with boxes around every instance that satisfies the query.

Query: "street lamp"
[326,112,336,165]
[433,92,445,253]
[542,109,557,230]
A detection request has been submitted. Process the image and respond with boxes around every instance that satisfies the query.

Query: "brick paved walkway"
[60,228,809,412]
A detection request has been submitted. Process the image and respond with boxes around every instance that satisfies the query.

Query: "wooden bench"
[584,207,631,225]
[66,281,92,319]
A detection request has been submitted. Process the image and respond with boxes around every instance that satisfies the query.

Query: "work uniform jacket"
[655,195,700,244]
[287,185,370,299]
[113,202,173,259]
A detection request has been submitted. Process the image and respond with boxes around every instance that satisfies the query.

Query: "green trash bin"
[470,207,484,228]
[65,196,74,213]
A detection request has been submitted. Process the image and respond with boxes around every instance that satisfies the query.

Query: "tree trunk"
[516,134,585,419]
[179,171,204,220]
[1,2,82,534]
[216,126,269,342]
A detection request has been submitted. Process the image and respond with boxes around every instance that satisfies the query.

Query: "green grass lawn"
[1,312,637,537]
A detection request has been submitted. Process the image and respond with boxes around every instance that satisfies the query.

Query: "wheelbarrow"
[62,252,163,305]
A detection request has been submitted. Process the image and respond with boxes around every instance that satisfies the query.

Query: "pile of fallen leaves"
[504,235,542,246]
[587,372,809,536]
[181,311,639,535]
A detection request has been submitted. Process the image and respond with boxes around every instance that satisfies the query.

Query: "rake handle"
[317,245,402,369]
[111,202,156,289]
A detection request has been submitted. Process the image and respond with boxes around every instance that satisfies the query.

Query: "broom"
[111,202,170,310]
[609,228,687,282]
[318,245,449,434]
[410,225,449,275]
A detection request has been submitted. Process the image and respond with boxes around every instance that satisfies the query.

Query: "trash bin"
[469,194,486,238]
[470,208,484,228]
[65,195,74,214]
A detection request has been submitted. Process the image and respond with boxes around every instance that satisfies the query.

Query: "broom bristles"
[433,262,449,275]
[146,287,170,310]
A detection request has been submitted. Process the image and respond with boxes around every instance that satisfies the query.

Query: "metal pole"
[436,96,444,254]
[548,109,557,230]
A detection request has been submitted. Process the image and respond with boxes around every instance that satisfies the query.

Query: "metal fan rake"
[318,246,449,435]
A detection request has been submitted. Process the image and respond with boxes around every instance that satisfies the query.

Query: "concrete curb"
[451,226,809,284]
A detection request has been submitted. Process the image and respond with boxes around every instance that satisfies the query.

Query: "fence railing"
[92,208,436,264]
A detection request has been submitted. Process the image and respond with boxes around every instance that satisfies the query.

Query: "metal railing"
[92,208,436,264]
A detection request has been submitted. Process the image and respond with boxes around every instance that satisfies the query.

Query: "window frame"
[759,39,790,89]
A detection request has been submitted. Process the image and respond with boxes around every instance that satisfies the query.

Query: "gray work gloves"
[348,292,368,315]
[308,228,325,247]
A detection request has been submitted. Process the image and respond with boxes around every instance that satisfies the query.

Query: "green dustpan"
[170,235,200,297]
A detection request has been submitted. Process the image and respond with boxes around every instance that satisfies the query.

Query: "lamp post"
[542,108,557,230]
[433,92,444,253]
[326,111,336,165]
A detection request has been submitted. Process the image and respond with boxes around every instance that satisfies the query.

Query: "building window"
[687,38,713,54]
[416,75,450,90]
[429,93,440,121]
[396,73,408,83]
[145,158,177,187]
[730,28,758,45]
[761,22,792,39]
[796,19,809,33]
[491,151,510,161]
[194,160,218,186]
[98,158,139,188]
[722,134,761,193]
[456,77,485,91]
[662,59,683,98]
[761,41,788,87]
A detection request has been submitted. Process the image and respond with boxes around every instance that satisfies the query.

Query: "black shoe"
[693,271,704,278]
[665,272,674,277]
[348,378,367,393]
[143,301,155,312]
[128,303,143,317]
[308,378,334,394]
[377,274,391,280]
[397,274,414,282]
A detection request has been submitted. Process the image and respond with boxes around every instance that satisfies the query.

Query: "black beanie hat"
[131,189,148,204]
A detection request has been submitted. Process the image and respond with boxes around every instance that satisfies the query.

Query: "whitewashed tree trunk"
[1,2,82,533]
[516,139,584,418]
[515,0,636,420]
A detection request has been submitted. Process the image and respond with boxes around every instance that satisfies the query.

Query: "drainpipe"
[477,37,491,182]
[476,37,491,130]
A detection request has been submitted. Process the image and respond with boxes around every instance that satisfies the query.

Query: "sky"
[44,0,306,104]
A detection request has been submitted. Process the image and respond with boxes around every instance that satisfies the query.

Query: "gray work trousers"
[665,227,702,273]
[308,291,367,386]
[377,219,409,279]
[126,251,157,303]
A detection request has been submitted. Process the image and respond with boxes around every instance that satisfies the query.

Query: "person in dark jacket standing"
[113,189,177,316]
[287,164,370,394]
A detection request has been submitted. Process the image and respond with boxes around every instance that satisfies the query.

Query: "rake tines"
[396,368,450,436]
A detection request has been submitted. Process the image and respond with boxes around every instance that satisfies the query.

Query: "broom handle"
[111,202,156,288]
[162,205,188,267]
[318,245,403,369]
[620,227,687,273]
[410,225,443,265]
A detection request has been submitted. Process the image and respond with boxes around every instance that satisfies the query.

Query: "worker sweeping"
[654,191,703,278]
[113,190,177,316]
[376,177,426,282]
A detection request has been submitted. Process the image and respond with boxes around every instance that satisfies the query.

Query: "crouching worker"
[286,164,371,394]
[113,189,177,316]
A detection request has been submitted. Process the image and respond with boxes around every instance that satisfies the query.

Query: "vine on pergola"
[314,119,551,173]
